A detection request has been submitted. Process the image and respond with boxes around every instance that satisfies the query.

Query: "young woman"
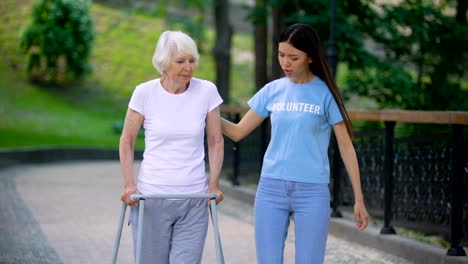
[222,23,369,263]
[119,30,224,264]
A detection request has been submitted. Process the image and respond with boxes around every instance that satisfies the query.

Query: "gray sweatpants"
[130,198,208,264]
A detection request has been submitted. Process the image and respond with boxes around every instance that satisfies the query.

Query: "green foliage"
[0,0,253,148]
[248,0,468,110]
[125,0,211,52]
[20,0,95,84]
[358,1,468,110]
[346,63,417,109]
[245,1,268,26]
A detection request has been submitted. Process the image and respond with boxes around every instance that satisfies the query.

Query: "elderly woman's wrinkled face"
[164,52,196,84]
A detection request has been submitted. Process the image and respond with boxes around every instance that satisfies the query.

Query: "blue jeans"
[254,177,330,264]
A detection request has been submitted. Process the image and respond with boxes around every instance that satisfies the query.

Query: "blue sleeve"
[247,84,271,118]
[326,94,344,125]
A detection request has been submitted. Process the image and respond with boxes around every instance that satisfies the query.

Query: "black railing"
[221,106,468,257]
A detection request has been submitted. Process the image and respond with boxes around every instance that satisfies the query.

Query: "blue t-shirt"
[248,77,343,184]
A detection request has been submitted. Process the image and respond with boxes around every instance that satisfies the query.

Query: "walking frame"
[111,193,225,264]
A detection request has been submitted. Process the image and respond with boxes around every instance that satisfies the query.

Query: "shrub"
[20,0,95,84]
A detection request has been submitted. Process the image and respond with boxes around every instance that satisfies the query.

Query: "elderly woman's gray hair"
[152,31,200,75]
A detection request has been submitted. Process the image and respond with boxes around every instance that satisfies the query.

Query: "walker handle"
[130,193,217,201]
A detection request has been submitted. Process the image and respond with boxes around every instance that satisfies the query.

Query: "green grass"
[0,59,126,148]
[398,228,450,249]
[0,0,254,149]
[88,3,255,102]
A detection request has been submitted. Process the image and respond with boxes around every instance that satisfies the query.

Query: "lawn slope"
[0,0,254,148]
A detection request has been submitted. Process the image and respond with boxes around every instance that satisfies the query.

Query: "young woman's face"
[164,52,196,83]
[278,42,312,80]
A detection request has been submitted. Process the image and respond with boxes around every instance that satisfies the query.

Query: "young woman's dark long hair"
[279,23,353,138]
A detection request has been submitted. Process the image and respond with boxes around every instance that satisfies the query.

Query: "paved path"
[0,161,414,263]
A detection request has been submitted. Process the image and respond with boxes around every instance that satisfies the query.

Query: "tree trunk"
[456,0,467,26]
[254,0,270,163]
[326,0,338,78]
[212,0,232,103]
[254,0,268,89]
[271,6,284,80]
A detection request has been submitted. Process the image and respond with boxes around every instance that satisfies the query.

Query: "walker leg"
[135,199,145,264]
[112,203,127,264]
[210,199,225,264]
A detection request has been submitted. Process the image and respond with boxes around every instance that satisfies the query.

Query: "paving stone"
[0,161,414,263]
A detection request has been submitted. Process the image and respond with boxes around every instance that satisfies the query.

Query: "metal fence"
[221,106,468,257]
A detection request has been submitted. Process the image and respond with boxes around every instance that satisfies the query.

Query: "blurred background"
[0,0,466,149]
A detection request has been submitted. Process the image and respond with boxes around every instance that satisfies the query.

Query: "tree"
[455,0,467,25]
[163,0,211,53]
[212,0,233,103]
[251,0,268,89]
[20,0,95,84]
[249,0,270,160]
[128,0,211,53]
[247,0,468,110]
[270,3,285,80]
[347,0,468,110]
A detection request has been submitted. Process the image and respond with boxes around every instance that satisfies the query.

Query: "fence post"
[381,121,396,234]
[447,124,466,256]
[231,113,240,186]
[330,134,342,217]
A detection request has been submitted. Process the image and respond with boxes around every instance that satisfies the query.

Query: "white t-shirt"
[128,77,223,194]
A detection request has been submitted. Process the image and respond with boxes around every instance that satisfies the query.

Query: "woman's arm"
[221,109,266,142]
[119,108,144,206]
[206,106,225,204]
[333,121,369,231]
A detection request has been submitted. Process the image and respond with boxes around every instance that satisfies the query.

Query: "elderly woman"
[119,30,224,264]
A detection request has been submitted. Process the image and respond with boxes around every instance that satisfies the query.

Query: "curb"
[329,218,468,264]
[219,178,468,264]
[0,147,143,166]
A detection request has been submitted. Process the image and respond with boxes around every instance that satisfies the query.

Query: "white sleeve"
[207,81,223,112]
[128,85,145,116]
